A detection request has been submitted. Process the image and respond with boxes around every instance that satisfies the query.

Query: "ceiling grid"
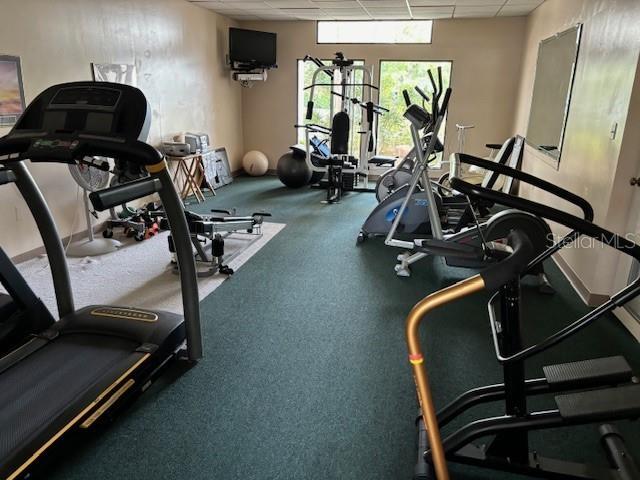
[189,0,545,21]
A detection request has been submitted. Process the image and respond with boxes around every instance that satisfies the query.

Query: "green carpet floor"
[50,176,639,480]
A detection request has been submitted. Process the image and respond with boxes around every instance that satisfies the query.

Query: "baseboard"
[551,254,610,306]
[232,169,278,177]
[613,307,640,342]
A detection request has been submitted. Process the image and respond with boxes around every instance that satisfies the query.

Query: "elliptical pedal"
[543,356,633,391]
[555,384,640,421]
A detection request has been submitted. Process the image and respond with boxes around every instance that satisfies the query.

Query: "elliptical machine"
[407,153,640,480]
[358,68,553,292]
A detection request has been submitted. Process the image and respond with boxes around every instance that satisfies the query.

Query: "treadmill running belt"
[0,333,143,477]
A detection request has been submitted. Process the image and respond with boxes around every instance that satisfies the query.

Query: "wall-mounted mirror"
[526,24,582,166]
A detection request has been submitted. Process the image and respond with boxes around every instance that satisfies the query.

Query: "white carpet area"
[5,222,285,316]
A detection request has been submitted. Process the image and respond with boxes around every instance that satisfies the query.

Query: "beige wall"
[0,0,243,257]
[513,0,640,297]
[238,17,527,170]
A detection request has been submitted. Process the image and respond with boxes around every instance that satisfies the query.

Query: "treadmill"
[0,81,202,479]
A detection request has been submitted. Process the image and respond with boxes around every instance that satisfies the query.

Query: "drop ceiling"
[189,0,545,21]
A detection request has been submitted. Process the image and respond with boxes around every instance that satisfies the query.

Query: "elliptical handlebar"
[402,89,412,107]
[414,85,430,104]
[480,230,535,292]
[453,153,594,222]
[440,88,452,117]
[449,154,640,262]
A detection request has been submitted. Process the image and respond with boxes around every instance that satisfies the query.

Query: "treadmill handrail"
[0,81,203,360]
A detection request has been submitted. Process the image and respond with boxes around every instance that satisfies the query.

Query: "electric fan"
[66,157,122,257]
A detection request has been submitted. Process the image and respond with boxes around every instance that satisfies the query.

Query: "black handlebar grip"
[402,90,411,107]
[440,88,452,115]
[480,230,535,292]
[366,102,374,123]
[89,177,162,212]
[414,85,430,102]
[306,101,314,120]
[428,70,437,93]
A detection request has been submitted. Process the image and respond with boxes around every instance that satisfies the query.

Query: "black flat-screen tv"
[229,28,277,68]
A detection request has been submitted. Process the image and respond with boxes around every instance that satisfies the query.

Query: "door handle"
[631,177,640,186]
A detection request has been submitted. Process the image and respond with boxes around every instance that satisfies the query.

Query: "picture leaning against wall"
[0,55,26,127]
[91,63,137,86]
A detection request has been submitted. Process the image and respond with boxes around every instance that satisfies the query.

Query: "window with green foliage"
[317,21,433,44]
[296,58,365,155]
[377,60,452,162]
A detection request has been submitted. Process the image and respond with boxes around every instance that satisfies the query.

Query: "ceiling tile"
[454,5,501,17]
[230,1,272,8]
[411,6,454,18]
[366,6,409,13]
[320,7,367,14]
[228,14,262,19]
[506,0,544,5]
[265,0,316,7]
[190,1,223,9]
[406,0,455,5]
[196,2,243,10]
[454,0,503,5]
[333,13,372,18]
[296,12,334,18]
[192,0,547,20]
[245,8,285,13]
[497,5,533,16]
[278,7,331,18]
[361,0,406,6]
[409,6,454,13]
[199,2,250,11]
[309,0,360,7]
[372,13,411,19]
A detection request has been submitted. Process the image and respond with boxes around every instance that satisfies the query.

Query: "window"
[296,58,365,156]
[317,21,433,44]
[377,60,452,163]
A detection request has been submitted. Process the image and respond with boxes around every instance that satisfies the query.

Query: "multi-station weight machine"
[300,53,394,203]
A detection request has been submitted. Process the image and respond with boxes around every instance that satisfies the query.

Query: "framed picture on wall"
[0,55,26,127]
[91,63,137,86]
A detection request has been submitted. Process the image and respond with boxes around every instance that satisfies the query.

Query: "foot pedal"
[555,384,640,421]
[544,356,632,390]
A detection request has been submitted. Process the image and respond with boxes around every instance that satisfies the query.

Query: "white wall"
[513,0,640,299]
[0,0,244,257]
